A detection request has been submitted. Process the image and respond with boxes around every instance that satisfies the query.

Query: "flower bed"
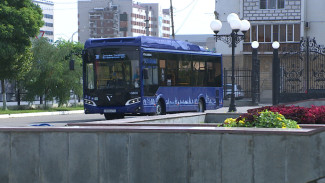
[245,105,325,124]
[224,110,300,128]
[224,105,325,127]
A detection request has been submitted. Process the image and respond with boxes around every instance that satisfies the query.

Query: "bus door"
[143,59,159,96]
[142,58,159,112]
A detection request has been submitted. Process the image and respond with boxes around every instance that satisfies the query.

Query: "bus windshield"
[85,47,139,90]
[95,60,131,89]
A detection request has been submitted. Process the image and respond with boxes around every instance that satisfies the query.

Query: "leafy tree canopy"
[0,0,43,80]
[24,38,83,107]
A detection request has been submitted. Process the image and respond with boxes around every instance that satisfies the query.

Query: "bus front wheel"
[156,100,166,115]
[104,113,124,120]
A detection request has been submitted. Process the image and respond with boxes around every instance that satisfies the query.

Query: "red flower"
[245,105,325,124]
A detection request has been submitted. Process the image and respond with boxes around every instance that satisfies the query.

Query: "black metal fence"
[277,37,325,103]
[223,69,252,99]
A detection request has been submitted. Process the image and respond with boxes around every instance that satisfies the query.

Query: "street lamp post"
[251,41,259,105]
[272,41,280,105]
[210,13,250,112]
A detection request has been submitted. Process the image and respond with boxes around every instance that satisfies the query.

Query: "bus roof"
[84,36,220,55]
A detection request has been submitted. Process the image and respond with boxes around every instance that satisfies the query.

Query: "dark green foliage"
[0,0,43,110]
[23,38,83,107]
[0,0,43,80]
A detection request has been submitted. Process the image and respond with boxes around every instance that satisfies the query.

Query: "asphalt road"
[0,113,109,127]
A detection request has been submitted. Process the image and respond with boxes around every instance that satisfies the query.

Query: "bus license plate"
[104,109,116,113]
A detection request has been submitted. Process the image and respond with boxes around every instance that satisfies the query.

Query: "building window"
[44,31,53,36]
[287,24,293,42]
[245,24,300,43]
[294,24,300,41]
[251,26,257,41]
[120,13,128,21]
[44,14,53,19]
[258,25,264,42]
[273,25,279,41]
[45,22,53,27]
[280,24,286,42]
[265,25,271,42]
[260,0,285,9]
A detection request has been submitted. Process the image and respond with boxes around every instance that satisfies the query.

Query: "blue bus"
[82,36,223,119]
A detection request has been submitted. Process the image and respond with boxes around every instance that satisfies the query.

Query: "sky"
[52,0,215,41]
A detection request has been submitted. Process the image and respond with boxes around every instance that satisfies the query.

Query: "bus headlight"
[125,97,141,106]
[84,99,96,106]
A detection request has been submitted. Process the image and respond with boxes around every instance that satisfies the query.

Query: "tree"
[24,38,83,108]
[54,40,83,106]
[24,38,58,108]
[0,0,43,110]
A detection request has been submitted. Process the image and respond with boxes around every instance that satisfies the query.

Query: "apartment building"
[78,0,171,44]
[215,0,325,54]
[32,0,54,42]
[214,0,325,102]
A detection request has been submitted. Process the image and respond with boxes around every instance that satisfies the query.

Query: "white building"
[213,0,325,103]
[214,0,325,55]
[32,0,54,42]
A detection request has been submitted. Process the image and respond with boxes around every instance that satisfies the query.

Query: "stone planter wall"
[0,123,324,183]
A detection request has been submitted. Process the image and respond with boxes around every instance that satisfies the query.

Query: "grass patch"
[0,106,84,115]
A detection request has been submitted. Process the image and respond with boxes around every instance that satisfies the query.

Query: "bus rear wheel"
[156,100,166,115]
[198,99,205,113]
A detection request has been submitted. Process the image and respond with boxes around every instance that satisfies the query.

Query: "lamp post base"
[228,104,237,112]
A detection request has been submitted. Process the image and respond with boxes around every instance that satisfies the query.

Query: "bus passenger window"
[143,65,159,95]
[207,62,216,87]
[143,68,149,79]
[131,60,140,88]
[166,59,177,86]
[86,63,95,89]
[192,61,206,86]
[133,68,140,88]
[159,60,166,86]
[178,61,191,86]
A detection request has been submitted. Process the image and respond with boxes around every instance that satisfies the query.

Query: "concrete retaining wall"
[0,125,325,183]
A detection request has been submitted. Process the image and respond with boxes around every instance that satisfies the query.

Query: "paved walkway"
[0,102,272,119]
[0,110,84,119]
[211,103,271,113]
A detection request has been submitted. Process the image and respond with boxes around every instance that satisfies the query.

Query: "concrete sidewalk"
[0,106,267,119]
[0,102,273,119]
[210,103,272,113]
[0,110,84,119]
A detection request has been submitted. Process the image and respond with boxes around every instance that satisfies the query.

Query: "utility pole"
[170,0,175,39]
[145,6,149,36]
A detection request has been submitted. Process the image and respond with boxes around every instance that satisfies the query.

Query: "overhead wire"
[175,0,199,34]
[174,0,196,13]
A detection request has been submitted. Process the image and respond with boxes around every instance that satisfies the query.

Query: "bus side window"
[159,60,166,86]
[143,65,159,95]
[167,74,175,86]
[166,59,177,86]
[143,68,149,79]
[178,60,191,86]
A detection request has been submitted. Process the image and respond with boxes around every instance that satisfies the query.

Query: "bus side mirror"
[143,69,149,79]
[69,59,75,70]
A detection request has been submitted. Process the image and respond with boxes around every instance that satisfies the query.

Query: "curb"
[0,110,84,119]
